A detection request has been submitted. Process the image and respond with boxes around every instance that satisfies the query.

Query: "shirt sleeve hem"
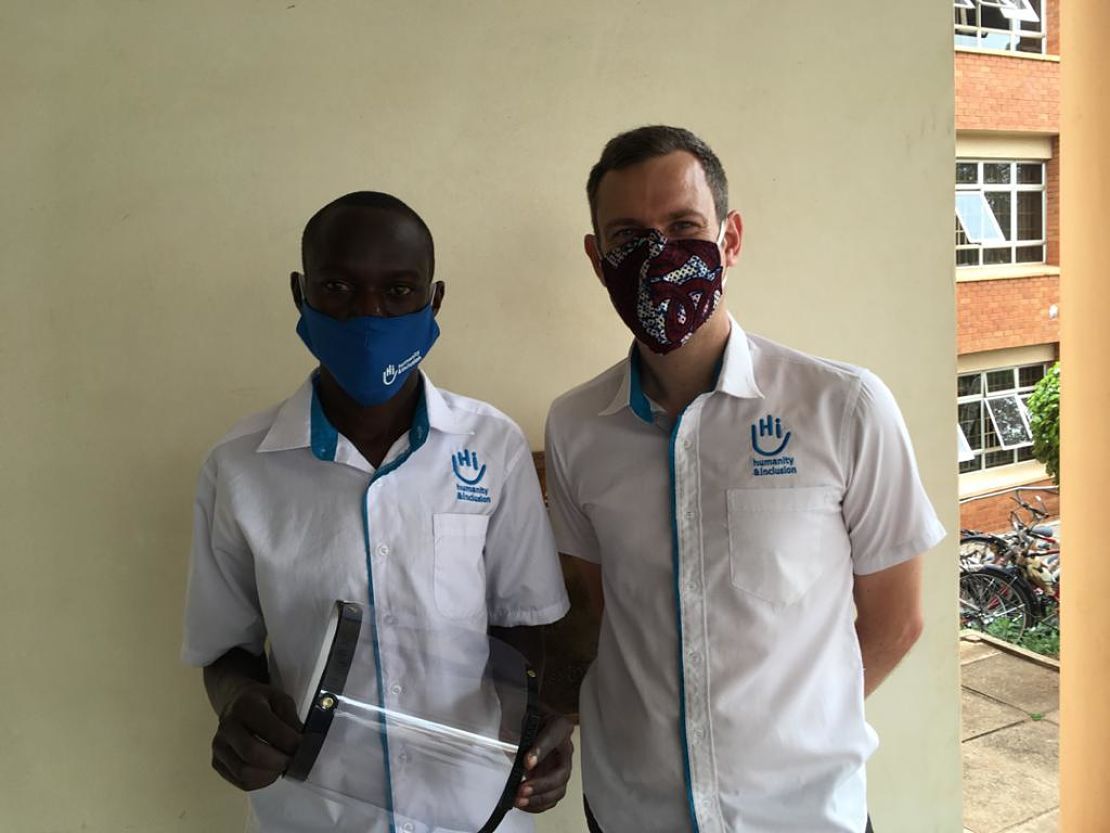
[554,544,601,565]
[852,519,948,576]
[488,598,571,628]
[180,641,265,669]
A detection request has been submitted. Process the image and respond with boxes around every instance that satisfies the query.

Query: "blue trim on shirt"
[668,414,701,833]
[312,377,432,833]
[628,350,654,424]
[359,384,431,833]
[309,379,340,461]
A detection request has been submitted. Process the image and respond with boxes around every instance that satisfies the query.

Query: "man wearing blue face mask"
[545,127,946,833]
[182,192,573,832]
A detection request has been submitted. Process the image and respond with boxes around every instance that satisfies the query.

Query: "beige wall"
[0,2,959,831]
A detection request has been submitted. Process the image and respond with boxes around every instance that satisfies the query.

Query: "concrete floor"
[961,635,1060,833]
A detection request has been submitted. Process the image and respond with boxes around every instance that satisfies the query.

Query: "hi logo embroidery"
[382,350,424,386]
[750,414,798,477]
[452,449,491,503]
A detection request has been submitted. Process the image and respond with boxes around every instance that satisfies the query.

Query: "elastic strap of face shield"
[478,663,542,833]
[285,601,364,781]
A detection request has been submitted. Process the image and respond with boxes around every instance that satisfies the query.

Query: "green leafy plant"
[1019,624,1060,658]
[1026,363,1060,484]
[984,618,1060,658]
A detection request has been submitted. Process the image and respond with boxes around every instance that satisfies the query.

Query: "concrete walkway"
[961,634,1060,833]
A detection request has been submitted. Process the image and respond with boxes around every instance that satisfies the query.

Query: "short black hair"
[301,191,435,278]
[586,125,729,231]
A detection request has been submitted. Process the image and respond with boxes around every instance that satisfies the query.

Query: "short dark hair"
[301,191,435,278]
[586,125,729,231]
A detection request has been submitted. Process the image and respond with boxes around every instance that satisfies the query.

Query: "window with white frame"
[955,160,1046,267]
[958,362,1051,474]
[954,0,1046,54]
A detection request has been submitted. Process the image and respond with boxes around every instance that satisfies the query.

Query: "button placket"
[673,406,723,833]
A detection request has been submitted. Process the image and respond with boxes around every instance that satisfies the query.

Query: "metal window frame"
[957,363,1048,473]
[954,0,1045,54]
[955,159,1046,268]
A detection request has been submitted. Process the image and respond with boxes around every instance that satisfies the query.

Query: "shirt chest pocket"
[433,513,490,620]
[726,486,846,607]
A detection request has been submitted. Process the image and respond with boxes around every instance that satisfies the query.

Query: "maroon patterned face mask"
[599,225,726,354]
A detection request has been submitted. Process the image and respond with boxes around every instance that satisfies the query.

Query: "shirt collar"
[256,371,471,460]
[598,314,764,424]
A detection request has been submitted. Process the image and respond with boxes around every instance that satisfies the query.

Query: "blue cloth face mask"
[296,301,440,407]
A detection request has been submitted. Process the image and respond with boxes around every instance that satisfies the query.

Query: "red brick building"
[953,0,1061,531]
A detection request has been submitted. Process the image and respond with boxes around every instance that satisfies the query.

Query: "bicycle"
[958,490,1060,636]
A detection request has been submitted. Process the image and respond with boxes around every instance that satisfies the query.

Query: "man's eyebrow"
[602,217,646,233]
[602,210,708,233]
[664,209,708,223]
[309,265,424,280]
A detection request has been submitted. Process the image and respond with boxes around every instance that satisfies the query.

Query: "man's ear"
[584,234,605,286]
[290,272,305,310]
[431,280,446,315]
[722,212,743,269]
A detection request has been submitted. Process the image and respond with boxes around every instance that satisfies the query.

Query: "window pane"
[956,193,1007,243]
[958,374,983,397]
[984,163,1012,184]
[957,162,978,184]
[1017,163,1044,184]
[985,191,1012,238]
[956,248,980,267]
[987,369,1016,392]
[986,395,1033,448]
[979,5,1010,28]
[1002,0,1041,24]
[984,418,1001,449]
[959,401,984,450]
[1019,364,1047,388]
[954,247,981,267]
[961,455,982,474]
[984,246,1014,264]
[1016,244,1044,263]
[1017,191,1043,240]
[1017,445,1037,462]
[1014,0,1043,25]
[986,448,1017,468]
[1017,34,1044,53]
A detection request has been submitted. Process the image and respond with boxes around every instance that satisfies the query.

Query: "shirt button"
[391,684,403,695]
[694,727,706,740]
[684,510,695,519]
[376,544,390,557]
[688,650,701,663]
[684,440,694,450]
[382,614,397,626]
[403,824,414,833]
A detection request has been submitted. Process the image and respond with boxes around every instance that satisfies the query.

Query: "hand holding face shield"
[283,601,543,833]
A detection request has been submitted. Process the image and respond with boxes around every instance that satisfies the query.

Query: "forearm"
[855,616,922,697]
[489,625,546,678]
[203,647,271,717]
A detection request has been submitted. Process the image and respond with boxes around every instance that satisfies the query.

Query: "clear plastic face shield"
[285,601,540,833]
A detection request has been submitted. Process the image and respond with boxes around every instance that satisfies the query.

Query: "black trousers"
[584,799,875,833]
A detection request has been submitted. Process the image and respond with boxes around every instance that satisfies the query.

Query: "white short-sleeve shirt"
[182,373,569,833]
[545,317,945,833]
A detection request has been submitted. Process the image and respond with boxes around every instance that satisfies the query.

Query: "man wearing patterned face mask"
[182,192,575,832]
[545,127,945,833]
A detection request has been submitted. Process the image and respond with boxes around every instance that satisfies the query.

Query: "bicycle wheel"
[959,535,1011,567]
[959,565,1037,638]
